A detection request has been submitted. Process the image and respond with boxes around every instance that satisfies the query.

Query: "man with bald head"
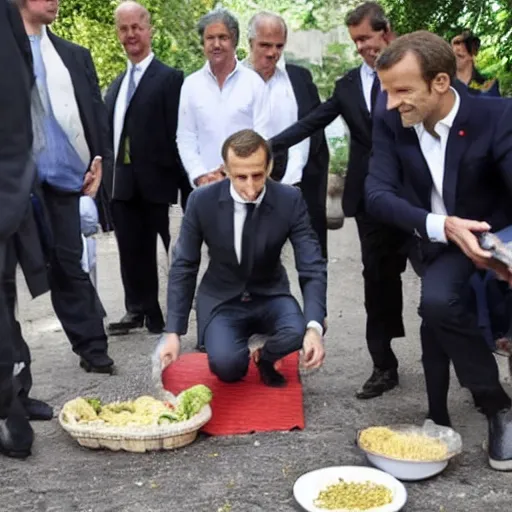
[104,1,190,336]
[245,11,329,258]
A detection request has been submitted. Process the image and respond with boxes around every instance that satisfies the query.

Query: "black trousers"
[111,198,170,317]
[204,295,305,383]
[300,172,328,259]
[42,184,108,357]
[355,212,408,370]
[414,246,510,417]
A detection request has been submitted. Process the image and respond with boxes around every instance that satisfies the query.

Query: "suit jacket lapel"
[218,182,239,269]
[443,92,470,215]
[285,65,305,118]
[124,59,158,118]
[253,182,275,266]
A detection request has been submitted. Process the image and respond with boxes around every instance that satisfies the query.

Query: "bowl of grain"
[356,420,463,481]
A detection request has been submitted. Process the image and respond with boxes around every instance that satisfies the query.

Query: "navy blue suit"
[166,179,327,382]
[366,87,512,421]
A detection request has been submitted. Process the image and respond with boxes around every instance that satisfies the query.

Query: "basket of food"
[59,384,213,452]
[356,420,462,481]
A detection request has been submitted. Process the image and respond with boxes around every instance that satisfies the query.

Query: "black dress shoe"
[488,408,512,471]
[79,353,115,375]
[356,368,399,399]
[258,360,287,388]
[0,414,33,459]
[426,411,452,428]
[145,313,164,335]
[21,398,53,421]
[108,312,144,335]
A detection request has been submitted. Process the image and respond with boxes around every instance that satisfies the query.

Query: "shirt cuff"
[426,214,448,243]
[307,320,324,337]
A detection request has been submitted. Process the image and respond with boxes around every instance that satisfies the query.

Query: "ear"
[432,72,451,94]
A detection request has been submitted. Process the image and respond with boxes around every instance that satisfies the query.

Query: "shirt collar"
[127,51,154,73]
[204,58,240,81]
[230,182,266,206]
[242,56,287,80]
[414,87,460,138]
[361,61,375,77]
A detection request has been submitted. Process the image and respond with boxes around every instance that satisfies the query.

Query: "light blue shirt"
[29,34,87,192]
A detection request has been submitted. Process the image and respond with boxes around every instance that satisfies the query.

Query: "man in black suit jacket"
[366,31,512,470]
[271,2,407,399]
[0,0,39,458]
[15,0,114,374]
[244,11,329,258]
[159,130,326,387]
[104,1,191,336]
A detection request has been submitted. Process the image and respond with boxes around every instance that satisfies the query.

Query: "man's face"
[226,146,269,202]
[379,52,445,128]
[116,7,152,61]
[204,22,236,68]
[451,36,473,71]
[249,21,286,79]
[27,0,59,25]
[348,17,390,68]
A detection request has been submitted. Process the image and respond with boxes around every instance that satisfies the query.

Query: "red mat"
[162,352,304,436]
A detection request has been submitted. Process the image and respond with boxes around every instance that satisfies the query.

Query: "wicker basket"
[59,402,212,453]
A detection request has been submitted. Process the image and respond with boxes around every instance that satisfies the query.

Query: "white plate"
[293,466,407,512]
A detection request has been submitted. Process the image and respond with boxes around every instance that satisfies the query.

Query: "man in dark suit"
[366,30,512,470]
[271,2,407,399]
[159,130,326,386]
[0,0,40,457]
[244,11,329,258]
[14,0,114,374]
[104,1,191,336]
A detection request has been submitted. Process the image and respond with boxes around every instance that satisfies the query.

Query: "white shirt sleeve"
[252,79,271,139]
[281,138,310,185]
[426,213,448,243]
[176,79,209,186]
[307,320,324,337]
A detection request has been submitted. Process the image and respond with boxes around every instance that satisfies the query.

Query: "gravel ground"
[2,206,512,512]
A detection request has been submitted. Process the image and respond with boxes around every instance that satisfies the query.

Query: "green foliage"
[52,0,214,88]
[327,136,349,176]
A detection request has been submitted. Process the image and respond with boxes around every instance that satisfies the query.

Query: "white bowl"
[293,465,407,512]
[357,422,462,481]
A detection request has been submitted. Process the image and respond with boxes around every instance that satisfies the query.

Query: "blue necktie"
[126,65,138,105]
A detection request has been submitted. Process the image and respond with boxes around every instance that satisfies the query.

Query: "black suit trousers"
[204,295,306,382]
[413,246,510,417]
[355,212,407,369]
[42,184,108,356]
[111,197,170,316]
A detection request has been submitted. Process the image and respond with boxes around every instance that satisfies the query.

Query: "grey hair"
[247,11,288,42]
[197,8,240,47]
[114,1,151,25]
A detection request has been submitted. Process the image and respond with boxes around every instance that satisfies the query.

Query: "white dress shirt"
[414,88,460,243]
[177,60,271,186]
[113,52,155,162]
[260,59,310,185]
[360,61,377,113]
[229,184,323,337]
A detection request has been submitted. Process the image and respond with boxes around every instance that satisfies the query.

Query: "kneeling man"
[159,129,326,386]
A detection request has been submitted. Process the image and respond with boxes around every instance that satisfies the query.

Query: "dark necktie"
[240,203,256,276]
[370,73,380,114]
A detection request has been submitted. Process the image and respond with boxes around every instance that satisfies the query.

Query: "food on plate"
[359,426,448,461]
[61,385,213,428]
[314,479,392,510]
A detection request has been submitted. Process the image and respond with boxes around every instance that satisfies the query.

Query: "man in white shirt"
[244,11,329,258]
[104,1,189,336]
[159,130,326,387]
[177,8,270,187]
[366,30,512,470]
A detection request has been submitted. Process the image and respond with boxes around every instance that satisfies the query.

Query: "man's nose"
[386,94,400,111]
[356,40,365,52]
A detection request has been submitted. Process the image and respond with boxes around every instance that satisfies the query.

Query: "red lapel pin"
[458,129,466,137]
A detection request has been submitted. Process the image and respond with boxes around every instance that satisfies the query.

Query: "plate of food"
[59,384,213,452]
[356,421,462,481]
[293,465,407,512]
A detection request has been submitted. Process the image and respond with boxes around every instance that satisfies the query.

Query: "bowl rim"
[356,425,462,464]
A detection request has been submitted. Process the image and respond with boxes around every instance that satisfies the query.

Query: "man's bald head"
[115,1,152,64]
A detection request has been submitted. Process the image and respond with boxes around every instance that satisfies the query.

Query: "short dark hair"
[345,1,389,32]
[197,8,240,47]
[376,30,456,84]
[221,130,272,167]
